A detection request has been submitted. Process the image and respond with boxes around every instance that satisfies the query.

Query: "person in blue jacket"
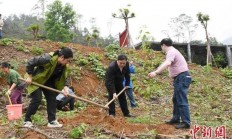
[123,61,137,108]
[56,86,76,111]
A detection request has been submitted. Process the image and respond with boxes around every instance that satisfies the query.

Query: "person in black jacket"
[105,54,135,117]
[23,47,73,128]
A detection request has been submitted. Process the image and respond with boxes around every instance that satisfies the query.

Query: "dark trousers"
[25,88,57,123]
[172,71,192,125]
[10,88,23,104]
[108,89,129,116]
[57,97,75,110]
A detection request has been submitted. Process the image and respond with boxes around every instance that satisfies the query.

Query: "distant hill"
[223,37,232,45]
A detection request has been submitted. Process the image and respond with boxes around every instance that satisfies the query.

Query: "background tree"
[84,18,100,47]
[45,0,76,42]
[197,12,212,66]
[161,30,171,38]
[190,40,204,45]
[208,36,223,45]
[112,4,135,47]
[137,25,154,50]
[168,16,184,43]
[27,24,40,40]
[32,0,47,19]
[167,14,198,62]
[91,28,100,46]
[3,14,44,40]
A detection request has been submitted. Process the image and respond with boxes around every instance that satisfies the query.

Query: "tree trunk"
[226,45,232,68]
[125,20,130,47]
[187,42,192,63]
[205,28,212,66]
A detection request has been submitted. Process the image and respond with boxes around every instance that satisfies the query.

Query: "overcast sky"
[0,0,232,44]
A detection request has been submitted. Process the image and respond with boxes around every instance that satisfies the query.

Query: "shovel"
[19,78,108,110]
[6,93,12,105]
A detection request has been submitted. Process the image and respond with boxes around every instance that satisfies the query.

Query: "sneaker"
[109,114,115,118]
[47,120,63,128]
[23,121,33,128]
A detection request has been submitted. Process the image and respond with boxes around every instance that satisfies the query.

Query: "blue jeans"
[172,71,192,125]
[0,29,2,39]
[126,88,137,107]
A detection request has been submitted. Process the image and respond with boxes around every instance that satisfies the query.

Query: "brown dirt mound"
[21,131,46,139]
[73,70,105,97]
[59,107,148,135]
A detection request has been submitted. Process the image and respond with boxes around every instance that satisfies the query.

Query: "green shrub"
[9,59,19,70]
[69,123,87,138]
[105,44,120,60]
[32,113,46,125]
[88,53,106,78]
[0,38,14,46]
[221,67,232,79]
[16,45,25,51]
[78,58,89,66]
[214,51,227,67]
[31,46,44,55]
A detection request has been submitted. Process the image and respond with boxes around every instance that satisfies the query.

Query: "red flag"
[119,29,128,47]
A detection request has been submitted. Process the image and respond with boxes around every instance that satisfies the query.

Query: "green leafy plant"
[137,25,154,50]
[70,65,81,80]
[88,53,106,78]
[10,59,19,70]
[214,52,227,67]
[15,44,29,53]
[31,46,44,55]
[105,44,120,60]
[0,116,9,126]
[16,45,25,51]
[127,115,151,124]
[57,110,77,117]
[69,123,87,138]
[31,113,46,125]
[78,57,89,66]
[202,65,212,73]
[75,101,87,110]
[0,38,14,46]
[221,67,232,79]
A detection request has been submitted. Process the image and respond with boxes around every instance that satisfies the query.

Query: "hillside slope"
[0,39,231,138]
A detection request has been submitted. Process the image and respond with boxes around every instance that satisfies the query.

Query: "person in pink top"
[148,38,192,129]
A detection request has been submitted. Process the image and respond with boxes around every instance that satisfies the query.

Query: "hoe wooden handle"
[104,87,127,107]
[19,78,109,110]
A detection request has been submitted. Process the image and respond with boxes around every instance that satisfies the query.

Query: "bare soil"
[0,40,231,139]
